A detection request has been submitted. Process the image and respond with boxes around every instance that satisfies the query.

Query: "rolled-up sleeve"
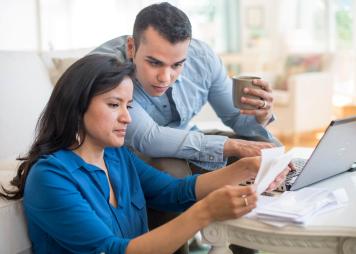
[205,44,274,141]
[125,101,228,164]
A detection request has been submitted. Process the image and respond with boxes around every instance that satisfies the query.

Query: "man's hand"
[224,138,274,158]
[239,78,274,125]
[265,166,291,192]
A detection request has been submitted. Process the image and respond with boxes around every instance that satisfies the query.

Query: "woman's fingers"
[206,185,258,221]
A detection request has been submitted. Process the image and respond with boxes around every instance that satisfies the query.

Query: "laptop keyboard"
[240,157,308,193]
[282,157,308,191]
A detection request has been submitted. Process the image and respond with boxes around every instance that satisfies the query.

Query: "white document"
[254,187,348,226]
[254,147,293,194]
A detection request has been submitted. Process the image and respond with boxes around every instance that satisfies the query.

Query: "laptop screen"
[290,116,356,191]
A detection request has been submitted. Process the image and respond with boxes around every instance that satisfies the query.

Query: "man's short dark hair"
[133,2,192,48]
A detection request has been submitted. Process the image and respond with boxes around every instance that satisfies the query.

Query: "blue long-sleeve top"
[23,147,198,254]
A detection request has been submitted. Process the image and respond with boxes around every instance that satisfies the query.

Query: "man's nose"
[157,68,171,84]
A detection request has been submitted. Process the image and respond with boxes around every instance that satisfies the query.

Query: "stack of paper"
[254,187,348,226]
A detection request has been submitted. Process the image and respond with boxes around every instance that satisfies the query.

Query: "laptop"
[284,115,356,191]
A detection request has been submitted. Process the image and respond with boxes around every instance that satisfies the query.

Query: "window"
[331,0,355,104]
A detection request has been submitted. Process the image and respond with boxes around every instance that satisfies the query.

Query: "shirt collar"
[53,149,101,173]
[53,147,125,173]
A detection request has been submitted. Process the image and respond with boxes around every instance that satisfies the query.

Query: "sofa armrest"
[270,72,333,135]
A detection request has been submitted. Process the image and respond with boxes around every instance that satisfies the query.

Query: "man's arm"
[223,138,274,158]
[125,101,227,164]
[203,42,274,138]
[197,41,279,157]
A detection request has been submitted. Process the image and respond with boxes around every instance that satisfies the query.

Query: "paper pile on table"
[254,187,348,226]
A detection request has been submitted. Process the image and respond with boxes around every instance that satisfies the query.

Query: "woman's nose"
[119,107,132,123]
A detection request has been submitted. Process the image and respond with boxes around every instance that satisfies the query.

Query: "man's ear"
[127,37,135,58]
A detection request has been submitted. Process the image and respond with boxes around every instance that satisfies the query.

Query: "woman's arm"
[126,157,260,254]
[196,156,289,200]
[195,156,259,200]
[126,184,256,254]
[126,154,288,254]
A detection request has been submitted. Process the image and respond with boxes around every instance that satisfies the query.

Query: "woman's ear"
[126,37,135,59]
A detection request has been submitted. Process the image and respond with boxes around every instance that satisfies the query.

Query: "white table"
[201,171,356,254]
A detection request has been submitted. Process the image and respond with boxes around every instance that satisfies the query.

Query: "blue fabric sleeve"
[126,150,198,212]
[24,160,129,254]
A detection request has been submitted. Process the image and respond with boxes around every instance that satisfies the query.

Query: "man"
[92,3,279,253]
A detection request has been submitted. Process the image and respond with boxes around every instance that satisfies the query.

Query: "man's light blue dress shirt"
[24,147,197,254]
[92,36,274,170]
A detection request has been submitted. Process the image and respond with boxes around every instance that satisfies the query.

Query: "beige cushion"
[40,48,91,85]
[48,57,78,85]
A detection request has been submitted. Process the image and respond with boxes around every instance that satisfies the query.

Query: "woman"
[1,54,286,254]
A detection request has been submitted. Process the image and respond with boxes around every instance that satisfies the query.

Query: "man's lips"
[152,85,169,93]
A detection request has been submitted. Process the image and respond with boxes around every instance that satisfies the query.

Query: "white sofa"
[0,161,31,254]
[269,72,333,136]
[0,49,98,253]
[0,51,54,254]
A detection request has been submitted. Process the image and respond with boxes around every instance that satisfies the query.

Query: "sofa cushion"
[274,53,330,90]
[0,160,31,254]
[40,48,91,85]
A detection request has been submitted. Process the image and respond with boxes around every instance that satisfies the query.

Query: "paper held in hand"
[254,147,293,195]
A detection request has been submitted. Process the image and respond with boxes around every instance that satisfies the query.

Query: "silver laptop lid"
[290,116,356,191]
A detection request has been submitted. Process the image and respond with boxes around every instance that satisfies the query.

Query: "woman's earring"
[75,132,81,144]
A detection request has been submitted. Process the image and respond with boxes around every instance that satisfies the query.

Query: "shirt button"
[209,156,214,161]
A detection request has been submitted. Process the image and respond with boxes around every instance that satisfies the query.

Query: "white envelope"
[254,147,293,194]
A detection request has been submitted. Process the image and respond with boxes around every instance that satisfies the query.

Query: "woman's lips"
[114,129,126,136]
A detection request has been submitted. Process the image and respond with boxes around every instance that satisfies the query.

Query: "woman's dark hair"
[133,2,192,49]
[0,54,135,200]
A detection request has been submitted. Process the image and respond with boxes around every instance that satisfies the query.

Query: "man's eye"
[127,105,133,109]
[149,61,161,67]
[173,63,183,69]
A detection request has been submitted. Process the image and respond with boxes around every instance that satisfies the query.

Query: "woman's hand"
[201,185,257,222]
[229,156,291,192]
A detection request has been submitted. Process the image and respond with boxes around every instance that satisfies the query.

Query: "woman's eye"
[127,105,133,109]
[108,103,119,108]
